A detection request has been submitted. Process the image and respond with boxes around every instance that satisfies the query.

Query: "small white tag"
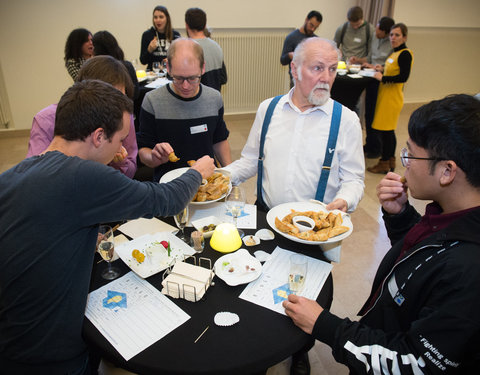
[353,37,362,43]
[388,58,394,64]
[190,124,208,134]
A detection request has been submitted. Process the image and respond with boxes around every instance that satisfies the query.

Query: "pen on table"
[194,326,209,343]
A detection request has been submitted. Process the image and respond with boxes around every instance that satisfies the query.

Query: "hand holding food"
[112,146,128,163]
[150,142,174,166]
[168,152,180,162]
[190,156,215,180]
[376,172,408,215]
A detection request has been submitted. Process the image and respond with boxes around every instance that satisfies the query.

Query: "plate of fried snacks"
[115,232,196,278]
[266,201,353,244]
[160,167,232,205]
[214,249,262,286]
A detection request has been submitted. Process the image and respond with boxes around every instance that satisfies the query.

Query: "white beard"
[308,83,330,106]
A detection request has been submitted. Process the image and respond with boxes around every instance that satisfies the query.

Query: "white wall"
[1,0,479,130]
[0,0,354,129]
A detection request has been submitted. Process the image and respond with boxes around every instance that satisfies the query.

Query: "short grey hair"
[292,37,340,68]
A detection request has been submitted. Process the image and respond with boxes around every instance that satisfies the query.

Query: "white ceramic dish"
[255,228,275,240]
[337,69,348,76]
[191,216,222,238]
[214,249,262,286]
[292,216,315,232]
[115,232,195,278]
[159,167,232,205]
[243,235,260,246]
[266,201,353,245]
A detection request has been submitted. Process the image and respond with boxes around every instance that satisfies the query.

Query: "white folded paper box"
[161,261,214,302]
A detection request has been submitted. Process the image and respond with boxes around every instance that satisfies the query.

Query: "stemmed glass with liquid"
[289,254,308,294]
[174,205,189,242]
[98,225,120,280]
[225,185,246,238]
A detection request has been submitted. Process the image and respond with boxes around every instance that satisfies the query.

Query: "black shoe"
[290,352,310,375]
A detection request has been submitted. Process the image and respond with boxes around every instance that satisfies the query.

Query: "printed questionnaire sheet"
[239,247,332,315]
[85,271,190,360]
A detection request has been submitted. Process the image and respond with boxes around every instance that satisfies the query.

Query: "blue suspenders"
[256,97,342,209]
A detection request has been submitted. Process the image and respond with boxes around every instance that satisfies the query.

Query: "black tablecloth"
[84,210,333,375]
[331,74,374,112]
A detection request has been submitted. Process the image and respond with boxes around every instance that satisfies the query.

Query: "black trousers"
[379,130,397,160]
[364,80,381,153]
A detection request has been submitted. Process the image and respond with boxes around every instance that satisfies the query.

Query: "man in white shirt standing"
[224,38,365,215]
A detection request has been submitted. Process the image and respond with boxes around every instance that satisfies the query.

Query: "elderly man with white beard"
[224,37,365,215]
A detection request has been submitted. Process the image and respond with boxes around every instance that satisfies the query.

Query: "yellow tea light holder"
[337,61,346,70]
[210,223,242,253]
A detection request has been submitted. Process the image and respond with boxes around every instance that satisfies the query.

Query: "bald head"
[167,38,204,70]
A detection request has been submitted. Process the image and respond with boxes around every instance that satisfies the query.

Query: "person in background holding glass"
[367,23,413,174]
[93,30,140,101]
[0,80,215,375]
[27,55,139,178]
[64,28,93,80]
[140,5,180,71]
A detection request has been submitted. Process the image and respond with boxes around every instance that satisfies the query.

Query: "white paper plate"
[214,249,262,286]
[191,216,222,238]
[115,232,195,278]
[266,201,353,245]
[159,167,232,205]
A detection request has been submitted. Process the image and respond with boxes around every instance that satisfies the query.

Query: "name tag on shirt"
[190,124,208,134]
[353,37,362,43]
[387,58,394,64]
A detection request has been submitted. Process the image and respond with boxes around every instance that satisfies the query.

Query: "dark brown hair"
[55,80,132,141]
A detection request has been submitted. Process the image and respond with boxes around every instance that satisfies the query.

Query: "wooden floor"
[0,102,426,374]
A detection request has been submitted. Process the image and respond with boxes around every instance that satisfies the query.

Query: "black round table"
[331,73,374,112]
[84,210,333,375]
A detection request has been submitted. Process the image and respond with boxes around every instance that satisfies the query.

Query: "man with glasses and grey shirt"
[137,38,232,181]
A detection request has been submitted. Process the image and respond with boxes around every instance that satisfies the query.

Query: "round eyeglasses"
[400,147,446,167]
[171,75,201,85]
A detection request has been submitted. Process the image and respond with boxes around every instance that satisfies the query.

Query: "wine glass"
[152,61,161,76]
[161,59,168,75]
[174,206,189,242]
[225,186,246,238]
[97,225,120,280]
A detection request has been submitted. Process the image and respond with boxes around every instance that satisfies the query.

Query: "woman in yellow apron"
[367,23,413,174]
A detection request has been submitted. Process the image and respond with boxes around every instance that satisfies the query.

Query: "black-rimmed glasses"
[400,147,446,167]
[171,75,202,85]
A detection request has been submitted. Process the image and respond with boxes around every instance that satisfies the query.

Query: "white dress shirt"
[224,91,365,212]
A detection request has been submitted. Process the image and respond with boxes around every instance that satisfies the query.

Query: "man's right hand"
[376,172,408,215]
[151,143,173,166]
[190,156,215,180]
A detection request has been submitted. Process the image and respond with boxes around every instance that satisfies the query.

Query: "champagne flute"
[98,225,120,280]
[174,206,189,242]
[289,254,308,294]
[225,186,246,238]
